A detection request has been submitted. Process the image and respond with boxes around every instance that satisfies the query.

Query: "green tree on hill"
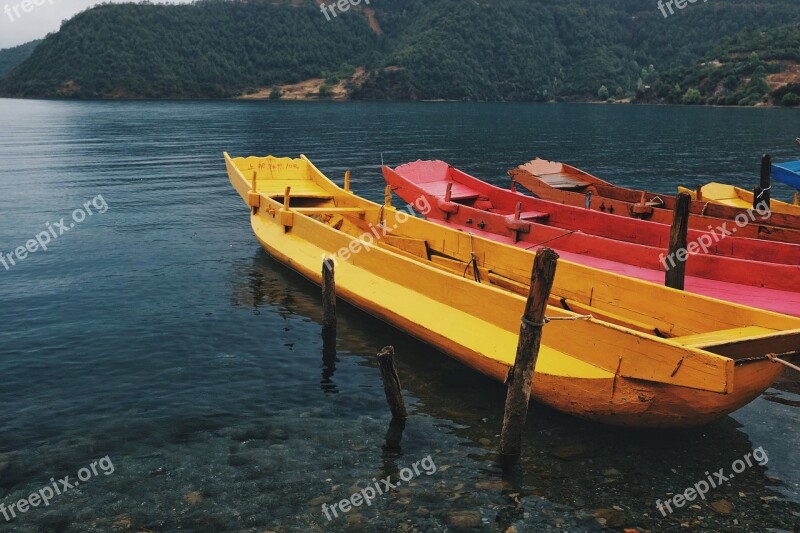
[782,92,800,106]
[682,88,702,104]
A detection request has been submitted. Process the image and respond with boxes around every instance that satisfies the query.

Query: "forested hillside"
[0,40,41,79]
[642,24,800,106]
[2,0,800,104]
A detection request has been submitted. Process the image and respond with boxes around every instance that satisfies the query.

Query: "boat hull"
[678,182,800,217]
[225,153,800,428]
[249,209,785,428]
[772,161,800,190]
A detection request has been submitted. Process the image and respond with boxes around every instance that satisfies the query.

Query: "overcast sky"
[0,0,193,49]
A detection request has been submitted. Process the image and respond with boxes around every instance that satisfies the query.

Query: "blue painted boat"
[771,160,800,190]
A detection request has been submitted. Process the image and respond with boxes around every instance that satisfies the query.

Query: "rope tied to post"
[521,314,593,328]
[756,186,772,200]
[767,353,800,373]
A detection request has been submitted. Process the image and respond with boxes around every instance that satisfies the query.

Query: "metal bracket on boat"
[611,355,623,397]
[670,356,685,377]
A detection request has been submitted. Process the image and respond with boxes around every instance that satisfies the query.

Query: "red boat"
[509,158,800,243]
[383,160,800,317]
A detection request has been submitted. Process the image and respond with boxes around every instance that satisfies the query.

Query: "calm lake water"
[0,99,798,532]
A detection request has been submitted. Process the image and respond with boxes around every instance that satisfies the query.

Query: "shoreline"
[0,95,795,109]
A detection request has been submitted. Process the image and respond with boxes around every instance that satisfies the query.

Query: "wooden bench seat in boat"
[417,180,480,201]
[536,173,590,190]
[294,207,366,216]
[261,179,333,200]
[517,210,550,221]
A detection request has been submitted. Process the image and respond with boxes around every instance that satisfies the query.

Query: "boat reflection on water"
[229,249,800,526]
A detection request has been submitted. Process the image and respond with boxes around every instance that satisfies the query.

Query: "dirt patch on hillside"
[768,61,800,89]
[238,67,366,100]
[364,8,382,34]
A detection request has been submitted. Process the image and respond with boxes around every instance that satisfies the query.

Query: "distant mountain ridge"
[2,0,800,104]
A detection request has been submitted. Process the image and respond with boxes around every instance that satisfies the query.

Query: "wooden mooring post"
[322,258,337,352]
[500,247,559,467]
[377,346,408,420]
[755,154,772,209]
[665,193,691,290]
[377,346,408,452]
[383,416,406,453]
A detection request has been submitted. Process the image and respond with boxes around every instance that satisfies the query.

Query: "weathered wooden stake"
[500,247,559,465]
[755,154,771,209]
[665,193,691,291]
[344,170,351,192]
[377,346,408,420]
[322,258,336,350]
[383,416,406,453]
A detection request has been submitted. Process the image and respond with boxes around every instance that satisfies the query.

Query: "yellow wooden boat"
[678,182,800,216]
[225,153,800,428]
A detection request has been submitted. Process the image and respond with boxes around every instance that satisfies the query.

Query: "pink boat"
[383,160,800,317]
